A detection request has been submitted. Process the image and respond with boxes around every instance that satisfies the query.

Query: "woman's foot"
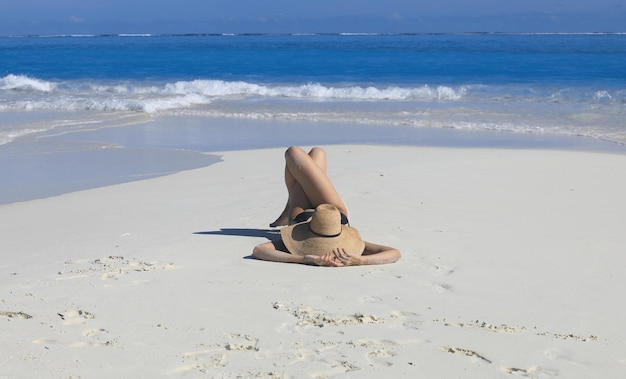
[269,203,291,227]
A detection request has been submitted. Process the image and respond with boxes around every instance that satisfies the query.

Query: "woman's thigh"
[285,147,347,214]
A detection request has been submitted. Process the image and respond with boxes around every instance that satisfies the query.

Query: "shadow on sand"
[194,228,280,240]
[194,228,281,259]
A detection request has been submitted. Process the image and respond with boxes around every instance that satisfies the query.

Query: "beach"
[2,141,625,378]
[2,32,626,378]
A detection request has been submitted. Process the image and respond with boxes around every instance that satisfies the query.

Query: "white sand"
[1,144,625,378]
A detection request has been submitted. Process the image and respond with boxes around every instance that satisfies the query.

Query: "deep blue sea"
[1,33,626,145]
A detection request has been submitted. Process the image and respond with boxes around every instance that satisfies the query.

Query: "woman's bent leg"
[270,146,345,227]
[270,147,326,227]
[284,146,348,217]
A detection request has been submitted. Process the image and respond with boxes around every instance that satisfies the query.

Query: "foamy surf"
[1,33,625,146]
[0,74,57,92]
[1,74,626,145]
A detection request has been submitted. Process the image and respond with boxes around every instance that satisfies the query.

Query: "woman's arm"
[252,240,342,266]
[361,241,401,264]
[252,240,400,266]
[253,240,304,263]
[333,241,401,266]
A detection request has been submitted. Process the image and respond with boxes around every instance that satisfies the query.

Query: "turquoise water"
[1,33,625,145]
[2,33,626,204]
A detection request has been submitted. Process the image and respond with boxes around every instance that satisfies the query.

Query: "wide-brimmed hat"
[281,204,365,257]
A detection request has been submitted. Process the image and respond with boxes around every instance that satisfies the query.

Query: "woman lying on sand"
[253,146,401,267]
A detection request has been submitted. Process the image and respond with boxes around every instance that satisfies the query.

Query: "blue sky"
[3,0,625,35]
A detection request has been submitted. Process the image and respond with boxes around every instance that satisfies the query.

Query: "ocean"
[1,33,625,146]
[1,33,626,203]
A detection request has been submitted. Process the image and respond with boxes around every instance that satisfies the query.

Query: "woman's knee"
[284,147,308,172]
[285,146,327,173]
[285,146,305,159]
[308,147,326,159]
[308,147,326,170]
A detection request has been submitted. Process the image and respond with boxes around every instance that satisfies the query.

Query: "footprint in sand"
[170,333,259,375]
[33,310,117,348]
[366,347,397,367]
[390,310,423,329]
[358,295,384,303]
[439,342,559,377]
[71,328,117,347]
[0,311,33,319]
[299,342,359,378]
[292,346,317,362]
[440,346,492,364]
[59,256,176,282]
[417,257,455,276]
[501,366,559,377]
[430,282,452,293]
[174,352,228,374]
[311,358,359,378]
[437,319,524,333]
[431,263,455,276]
[223,333,259,352]
[306,338,422,375]
[543,347,588,365]
[289,305,385,329]
[276,302,421,333]
[271,301,386,330]
[57,309,95,325]
[436,318,598,344]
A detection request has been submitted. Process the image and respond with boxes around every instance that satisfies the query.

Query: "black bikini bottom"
[293,210,349,225]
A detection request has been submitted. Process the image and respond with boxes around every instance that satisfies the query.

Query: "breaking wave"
[0,74,57,92]
[0,75,466,113]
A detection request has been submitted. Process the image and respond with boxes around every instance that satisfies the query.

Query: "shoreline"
[1,144,625,377]
[2,116,625,205]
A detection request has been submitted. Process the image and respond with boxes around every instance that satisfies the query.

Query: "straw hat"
[281,204,365,257]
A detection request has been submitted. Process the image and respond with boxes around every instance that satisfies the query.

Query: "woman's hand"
[303,251,343,266]
[303,248,363,267]
[332,248,363,266]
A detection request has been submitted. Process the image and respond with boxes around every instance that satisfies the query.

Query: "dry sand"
[1,145,625,378]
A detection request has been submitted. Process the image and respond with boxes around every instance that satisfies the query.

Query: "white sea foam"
[593,91,613,101]
[0,75,466,114]
[162,80,465,100]
[0,74,56,92]
[1,74,625,146]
